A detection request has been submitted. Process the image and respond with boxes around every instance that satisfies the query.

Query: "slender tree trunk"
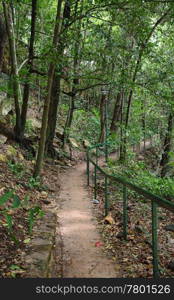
[98,22,114,143]
[160,111,174,177]
[2,1,21,140]
[121,10,171,161]
[0,17,7,71]
[45,71,61,155]
[141,98,146,150]
[45,1,72,154]
[20,0,37,138]
[119,91,125,161]
[34,0,64,178]
[98,94,106,143]
[62,0,82,146]
[110,92,122,134]
[63,92,76,146]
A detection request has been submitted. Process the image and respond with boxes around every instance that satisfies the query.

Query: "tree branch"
[62,82,110,96]
[18,58,29,73]
[61,1,129,34]
[145,7,172,45]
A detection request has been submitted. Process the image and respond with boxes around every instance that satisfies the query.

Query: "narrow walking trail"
[58,161,118,278]
[58,137,155,277]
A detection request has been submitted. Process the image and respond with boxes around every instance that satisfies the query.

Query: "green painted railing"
[86,142,174,278]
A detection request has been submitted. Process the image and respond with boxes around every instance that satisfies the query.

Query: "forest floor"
[0,140,72,278]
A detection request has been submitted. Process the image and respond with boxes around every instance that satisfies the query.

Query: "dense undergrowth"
[107,150,174,201]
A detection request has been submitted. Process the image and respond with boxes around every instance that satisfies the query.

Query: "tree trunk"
[119,91,125,161]
[110,92,122,134]
[45,0,71,154]
[141,98,146,151]
[34,0,64,178]
[98,94,106,143]
[63,92,76,146]
[122,49,143,160]
[45,71,61,155]
[160,112,174,177]
[20,0,37,138]
[121,11,170,161]
[0,16,7,71]
[2,1,21,141]
[62,0,82,146]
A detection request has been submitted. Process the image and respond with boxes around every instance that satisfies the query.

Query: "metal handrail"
[86,142,174,278]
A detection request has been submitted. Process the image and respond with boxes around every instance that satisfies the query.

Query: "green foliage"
[0,191,21,245]
[28,206,45,235]
[134,172,174,200]
[107,132,120,151]
[11,194,21,208]
[0,191,13,206]
[4,212,19,245]
[25,119,34,135]
[167,151,174,167]
[108,158,174,200]
[27,176,41,190]
[25,151,35,161]
[71,108,101,144]
[22,195,30,208]
[8,161,25,178]
[0,190,44,244]
[9,264,25,278]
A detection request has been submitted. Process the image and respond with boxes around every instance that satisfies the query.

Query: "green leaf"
[38,210,45,218]
[28,206,42,234]
[32,206,41,215]
[12,195,21,208]
[23,238,31,244]
[0,191,13,206]
[10,265,25,276]
[22,195,30,208]
[5,214,13,232]
[10,265,22,270]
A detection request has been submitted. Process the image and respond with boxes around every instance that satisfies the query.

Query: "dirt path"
[57,136,157,277]
[58,161,119,278]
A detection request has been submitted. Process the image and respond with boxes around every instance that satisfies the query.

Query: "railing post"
[105,142,108,163]
[152,201,160,278]
[96,147,98,165]
[94,164,97,199]
[123,185,128,240]
[104,175,109,216]
[87,149,90,186]
[94,148,98,199]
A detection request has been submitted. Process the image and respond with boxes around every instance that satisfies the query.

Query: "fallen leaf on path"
[95,241,103,247]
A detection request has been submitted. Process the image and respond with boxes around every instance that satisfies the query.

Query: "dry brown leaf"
[104,213,115,225]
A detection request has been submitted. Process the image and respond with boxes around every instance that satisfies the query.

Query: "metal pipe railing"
[86,142,174,278]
